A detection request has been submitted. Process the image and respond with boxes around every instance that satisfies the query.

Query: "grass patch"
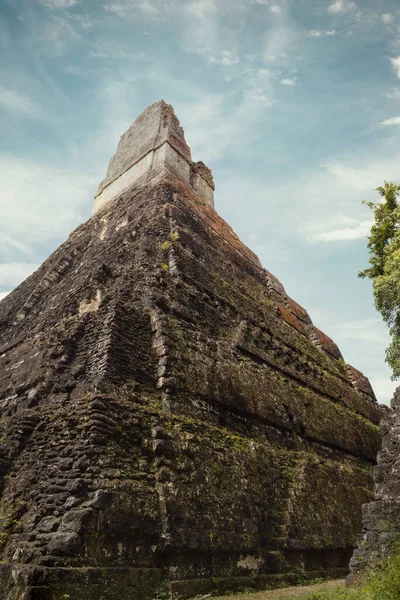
[208,547,400,600]
[207,580,348,600]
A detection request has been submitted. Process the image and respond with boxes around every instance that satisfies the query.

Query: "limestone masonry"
[94,101,214,214]
[0,101,386,599]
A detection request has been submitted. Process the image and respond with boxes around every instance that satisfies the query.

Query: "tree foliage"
[359,181,400,379]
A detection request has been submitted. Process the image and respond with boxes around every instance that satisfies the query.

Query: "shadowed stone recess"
[0,102,385,600]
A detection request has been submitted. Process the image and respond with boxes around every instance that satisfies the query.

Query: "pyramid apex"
[93,100,214,214]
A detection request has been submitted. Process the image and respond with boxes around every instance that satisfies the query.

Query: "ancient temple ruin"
[0,101,385,599]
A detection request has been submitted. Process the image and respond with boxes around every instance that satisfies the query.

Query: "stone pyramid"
[0,101,384,600]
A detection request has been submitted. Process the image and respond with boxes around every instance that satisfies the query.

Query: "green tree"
[359,181,400,379]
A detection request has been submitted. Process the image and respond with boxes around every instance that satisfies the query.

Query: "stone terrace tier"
[0,102,385,600]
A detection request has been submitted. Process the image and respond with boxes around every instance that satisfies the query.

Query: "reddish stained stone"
[277,304,308,336]
[286,297,312,325]
[346,364,377,401]
[312,326,343,361]
[173,180,261,268]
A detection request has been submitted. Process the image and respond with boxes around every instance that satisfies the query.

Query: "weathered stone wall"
[0,174,384,599]
[348,390,397,585]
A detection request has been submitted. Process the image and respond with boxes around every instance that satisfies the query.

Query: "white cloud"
[0,291,10,301]
[244,88,273,103]
[66,12,97,29]
[281,77,297,85]
[219,151,400,255]
[381,13,393,25]
[335,319,388,343]
[308,30,336,37]
[380,116,400,126]
[391,56,400,79]
[309,219,373,242]
[297,155,400,243]
[0,154,97,262]
[0,264,39,288]
[104,0,220,56]
[104,0,178,18]
[87,42,128,59]
[328,0,357,14]
[140,0,160,14]
[387,88,400,100]
[323,162,376,191]
[270,5,282,14]
[250,0,282,10]
[174,83,276,163]
[40,0,79,7]
[89,50,108,58]
[104,2,126,16]
[184,0,216,18]
[0,87,46,120]
[263,23,297,63]
[210,49,239,66]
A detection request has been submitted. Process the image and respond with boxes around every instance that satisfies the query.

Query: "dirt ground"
[207,579,347,600]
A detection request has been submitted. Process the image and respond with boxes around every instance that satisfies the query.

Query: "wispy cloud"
[309,29,336,37]
[328,0,357,14]
[29,15,81,56]
[381,13,393,25]
[0,87,46,121]
[390,56,400,79]
[243,88,273,103]
[89,50,108,58]
[309,219,373,242]
[104,2,126,17]
[140,0,160,14]
[387,88,400,100]
[104,0,175,18]
[335,319,387,343]
[66,12,97,29]
[250,0,283,11]
[281,77,297,85]
[270,5,282,14]
[210,49,240,65]
[380,116,400,126]
[0,154,96,262]
[40,0,79,8]
[184,0,217,18]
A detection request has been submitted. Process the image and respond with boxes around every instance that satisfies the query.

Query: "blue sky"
[1,0,400,404]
